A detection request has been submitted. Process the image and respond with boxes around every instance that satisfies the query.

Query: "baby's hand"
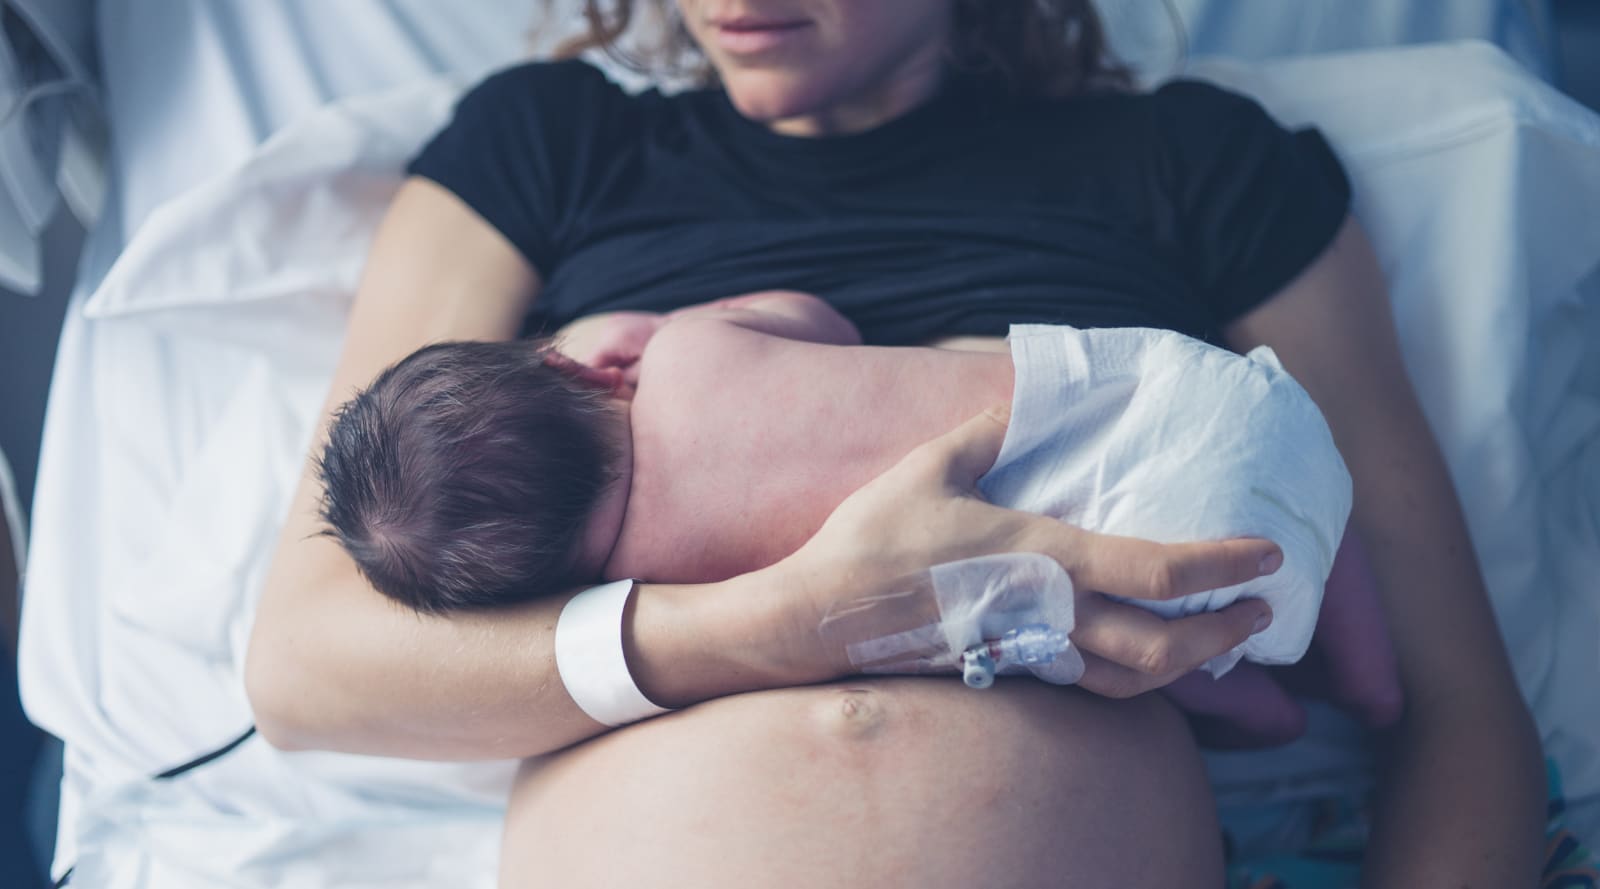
[554,311,670,379]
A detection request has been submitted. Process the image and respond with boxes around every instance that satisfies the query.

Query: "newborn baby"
[319,292,1398,740]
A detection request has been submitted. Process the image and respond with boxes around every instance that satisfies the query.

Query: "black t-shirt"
[407,60,1350,346]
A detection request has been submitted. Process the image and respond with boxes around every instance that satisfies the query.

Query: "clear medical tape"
[817,553,1085,688]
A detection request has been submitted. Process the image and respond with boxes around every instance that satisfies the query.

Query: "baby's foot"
[1164,665,1307,749]
[1282,531,1404,728]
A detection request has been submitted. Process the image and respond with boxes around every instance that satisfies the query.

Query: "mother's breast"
[499,678,1224,889]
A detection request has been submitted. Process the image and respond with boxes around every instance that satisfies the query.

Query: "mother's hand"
[778,404,1282,699]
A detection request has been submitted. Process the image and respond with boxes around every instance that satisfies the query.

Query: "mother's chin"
[499,677,1222,889]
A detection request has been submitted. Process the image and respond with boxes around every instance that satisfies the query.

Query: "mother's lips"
[709,18,813,54]
[712,16,811,31]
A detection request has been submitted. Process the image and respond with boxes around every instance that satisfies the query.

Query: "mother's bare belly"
[500,679,1222,889]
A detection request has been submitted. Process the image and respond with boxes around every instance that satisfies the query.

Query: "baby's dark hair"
[316,339,621,614]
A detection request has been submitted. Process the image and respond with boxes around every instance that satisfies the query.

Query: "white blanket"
[19,42,1600,887]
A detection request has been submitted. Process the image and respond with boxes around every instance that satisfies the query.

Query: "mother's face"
[676,0,955,135]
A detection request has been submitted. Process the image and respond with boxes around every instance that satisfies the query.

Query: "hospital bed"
[12,2,1600,887]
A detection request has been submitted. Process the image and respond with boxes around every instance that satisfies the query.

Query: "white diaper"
[978,324,1353,675]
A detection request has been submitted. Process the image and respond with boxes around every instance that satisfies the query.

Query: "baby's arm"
[666,291,862,346]
[555,292,860,379]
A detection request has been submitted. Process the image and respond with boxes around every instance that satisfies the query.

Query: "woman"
[245,1,1543,885]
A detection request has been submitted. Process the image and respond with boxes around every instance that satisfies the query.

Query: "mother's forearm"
[1342,399,1543,886]
[1365,705,1543,888]
[246,525,816,760]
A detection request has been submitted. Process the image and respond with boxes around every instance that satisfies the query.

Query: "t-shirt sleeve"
[406,60,627,276]
[1153,80,1352,325]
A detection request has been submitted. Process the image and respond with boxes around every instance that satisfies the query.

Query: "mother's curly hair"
[548,0,1132,96]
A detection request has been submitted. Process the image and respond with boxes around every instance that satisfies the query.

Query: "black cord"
[152,726,256,780]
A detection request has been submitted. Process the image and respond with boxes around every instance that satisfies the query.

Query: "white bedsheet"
[23,3,541,884]
[95,0,542,249]
[19,32,1600,889]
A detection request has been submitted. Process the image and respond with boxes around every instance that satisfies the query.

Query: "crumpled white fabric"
[980,324,1354,676]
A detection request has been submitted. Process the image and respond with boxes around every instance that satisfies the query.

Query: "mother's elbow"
[244,629,318,752]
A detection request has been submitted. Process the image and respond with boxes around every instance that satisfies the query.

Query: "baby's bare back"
[604,321,1014,583]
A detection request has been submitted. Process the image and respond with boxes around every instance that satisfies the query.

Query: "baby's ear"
[542,350,628,394]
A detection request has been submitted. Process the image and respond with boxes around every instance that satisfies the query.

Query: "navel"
[817,686,890,741]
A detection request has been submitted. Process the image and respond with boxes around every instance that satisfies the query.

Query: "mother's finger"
[1072,596,1271,680]
[910,402,1013,490]
[1037,525,1283,603]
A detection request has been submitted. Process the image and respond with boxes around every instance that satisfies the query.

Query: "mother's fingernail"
[1258,551,1283,575]
[1253,612,1273,634]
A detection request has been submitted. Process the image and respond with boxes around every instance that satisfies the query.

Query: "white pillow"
[83,83,463,321]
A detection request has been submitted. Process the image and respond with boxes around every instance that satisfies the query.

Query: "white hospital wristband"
[554,579,673,727]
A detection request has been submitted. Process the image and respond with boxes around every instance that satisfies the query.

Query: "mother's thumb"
[925,403,1012,488]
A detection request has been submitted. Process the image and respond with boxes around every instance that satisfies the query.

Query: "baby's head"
[317,339,624,614]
